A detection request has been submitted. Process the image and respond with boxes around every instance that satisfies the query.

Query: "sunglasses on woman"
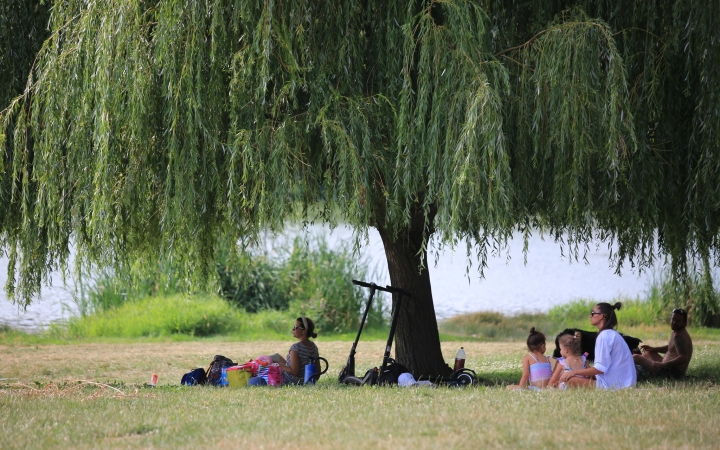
[590,311,603,317]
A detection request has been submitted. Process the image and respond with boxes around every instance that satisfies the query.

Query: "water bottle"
[453,347,466,371]
[304,362,316,385]
[220,367,229,387]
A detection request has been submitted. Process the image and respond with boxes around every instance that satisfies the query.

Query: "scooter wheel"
[455,372,475,386]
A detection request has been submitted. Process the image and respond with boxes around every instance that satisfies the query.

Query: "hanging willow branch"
[2,0,720,309]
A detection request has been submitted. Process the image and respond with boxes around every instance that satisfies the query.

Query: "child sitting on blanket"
[549,331,594,389]
[506,327,553,391]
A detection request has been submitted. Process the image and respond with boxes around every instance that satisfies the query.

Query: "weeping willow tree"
[2,0,719,374]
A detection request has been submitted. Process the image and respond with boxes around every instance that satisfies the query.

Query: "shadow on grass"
[474,373,720,389]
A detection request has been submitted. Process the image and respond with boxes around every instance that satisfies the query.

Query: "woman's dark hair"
[526,327,546,352]
[595,302,622,330]
[297,316,318,339]
[559,331,583,357]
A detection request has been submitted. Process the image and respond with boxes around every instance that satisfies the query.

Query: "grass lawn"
[2,338,720,449]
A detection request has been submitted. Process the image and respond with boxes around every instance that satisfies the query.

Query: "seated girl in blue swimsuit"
[507,327,553,390]
[549,331,594,389]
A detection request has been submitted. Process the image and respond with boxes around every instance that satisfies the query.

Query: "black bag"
[181,368,207,386]
[361,367,379,386]
[378,359,409,385]
[206,355,236,386]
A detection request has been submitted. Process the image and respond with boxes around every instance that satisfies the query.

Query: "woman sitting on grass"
[278,316,320,384]
[249,316,320,386]
[559,303,636,390]
[507,327,553,390]
[549,331,594,389]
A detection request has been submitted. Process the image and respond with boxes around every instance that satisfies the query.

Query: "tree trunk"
[376,217,452,377]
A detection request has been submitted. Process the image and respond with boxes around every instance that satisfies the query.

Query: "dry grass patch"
[2,340,720,449]
[0,340,525,387]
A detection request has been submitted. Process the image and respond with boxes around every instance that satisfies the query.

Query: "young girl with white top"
[549,331,594,389]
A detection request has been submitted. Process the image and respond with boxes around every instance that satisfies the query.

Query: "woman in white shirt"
[559,302,636,389]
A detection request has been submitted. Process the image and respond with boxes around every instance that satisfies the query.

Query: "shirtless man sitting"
[633,308,693,379]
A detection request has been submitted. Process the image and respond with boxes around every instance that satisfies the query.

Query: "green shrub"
[75,271,135,316]
[76,232,386,334]
[648,267,720,327]
[215,233,385,332]
[278,236,386,332]
[76,259,185,316]
[65,294,242,338]
[217,253,291,313]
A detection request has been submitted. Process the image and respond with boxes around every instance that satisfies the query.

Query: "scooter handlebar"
[352,280,410,297]
[352,279,376,289]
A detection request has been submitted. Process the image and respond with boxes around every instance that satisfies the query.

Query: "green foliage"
[547,298,664,329]
[546,299,593,326]
[279,236,385,332]
[0,0,49,110]
[439,311,559,340]
[2,1,720,357]
[644,267,720,327]
[218,236,387,332]
[487,0,720,275]
[64,294,242,338]
[548,268,720,328]
[511,8,636,238]
[75,258,192,317]
[234,308,301,339]
[219,234,385,331]
[444,271,720,340]
[217,234,385,332]
[77,233,385,333]
[216,252,291,313]
[73,271,128,317]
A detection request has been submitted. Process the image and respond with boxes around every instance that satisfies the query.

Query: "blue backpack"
[181,368,207,386]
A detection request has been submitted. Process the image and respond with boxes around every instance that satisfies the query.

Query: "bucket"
[226,367,251,388]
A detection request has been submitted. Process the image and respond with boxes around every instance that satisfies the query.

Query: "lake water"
[277,225,663,318]
[1,226,664,332]
[0,254,80,332]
